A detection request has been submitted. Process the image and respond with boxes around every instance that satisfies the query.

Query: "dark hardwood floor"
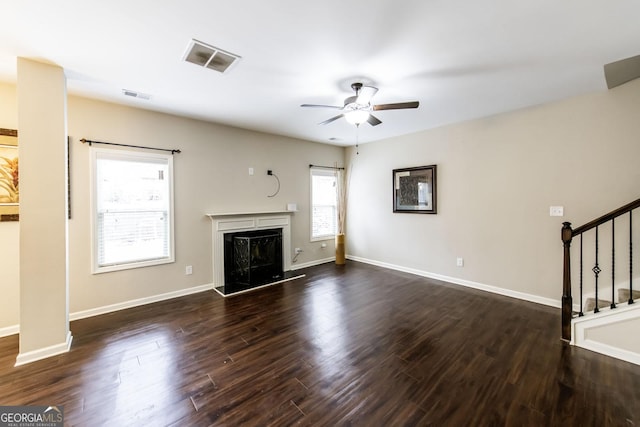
[1,261,639,426]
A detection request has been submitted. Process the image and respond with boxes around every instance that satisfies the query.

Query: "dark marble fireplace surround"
[208,211,304,297]
[223,228,284,294]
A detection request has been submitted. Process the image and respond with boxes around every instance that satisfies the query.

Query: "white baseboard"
[69,283,214,321]
[578,339,640,366]
[15,331,73,366]
[347,255,560,308]
[0,324,19,338]
[290,257,335,271]
[1,284,215,337]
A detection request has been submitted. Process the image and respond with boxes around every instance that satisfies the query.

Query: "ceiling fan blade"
[301,103,343,109]
[373,101,419,111]
[367,115,382,126]
[319,114,344,125]
[356,85,378,105]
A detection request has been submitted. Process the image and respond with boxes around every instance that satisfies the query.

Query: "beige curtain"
[335,166,346,235]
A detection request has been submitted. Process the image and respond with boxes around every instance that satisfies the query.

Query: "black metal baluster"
[611,218,616,309]
[579,234,584,316]
[630,211,634,305]
[594,226,601,313]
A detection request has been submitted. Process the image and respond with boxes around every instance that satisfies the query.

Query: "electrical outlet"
[248,167,254,175]
[549,206,564,217]
[185,265,193,275]
[295,248,303,254]
[456,258,464,267]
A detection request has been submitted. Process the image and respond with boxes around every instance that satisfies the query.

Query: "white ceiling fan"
[301,82,419,126]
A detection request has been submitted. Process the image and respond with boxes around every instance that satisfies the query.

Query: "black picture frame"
[393,165,437,214]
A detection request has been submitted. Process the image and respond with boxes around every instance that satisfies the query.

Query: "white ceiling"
[1,1,639,146]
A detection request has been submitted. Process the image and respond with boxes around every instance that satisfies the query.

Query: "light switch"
[248,167,254,175]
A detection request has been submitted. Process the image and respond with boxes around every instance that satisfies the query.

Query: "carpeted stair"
[584,288,640,312]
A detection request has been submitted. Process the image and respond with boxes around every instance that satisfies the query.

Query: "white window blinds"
[92,148,174,273]
[310,168,337,240]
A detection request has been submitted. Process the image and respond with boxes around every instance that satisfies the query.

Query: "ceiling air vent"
[604,54,640,89]
[183,39,241,74]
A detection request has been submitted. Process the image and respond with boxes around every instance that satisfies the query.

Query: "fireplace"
[207,211,303,296]
[224,228,283,293]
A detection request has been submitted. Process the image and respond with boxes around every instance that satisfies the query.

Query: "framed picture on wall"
[393,165,437,214]
[0,128,19,222]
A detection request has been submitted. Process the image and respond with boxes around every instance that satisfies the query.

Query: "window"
[310,168,337,241]
[91,148,174,273]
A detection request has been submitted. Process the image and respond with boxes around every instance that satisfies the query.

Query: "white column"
[16,58,71,365]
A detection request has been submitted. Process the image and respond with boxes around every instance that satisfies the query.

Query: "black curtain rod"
[309,164,345,170]
[80,138,181,154]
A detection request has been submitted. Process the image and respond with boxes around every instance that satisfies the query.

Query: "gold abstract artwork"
[0,128,18,221]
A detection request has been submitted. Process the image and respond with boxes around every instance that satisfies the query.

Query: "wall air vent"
[183,39,241,74]
[122,89,151,100]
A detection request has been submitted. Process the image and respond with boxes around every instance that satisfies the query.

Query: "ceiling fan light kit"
[301,82,419,127]
[344,109,370,125]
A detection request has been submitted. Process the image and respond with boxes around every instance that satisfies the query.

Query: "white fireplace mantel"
[206,211,294,288]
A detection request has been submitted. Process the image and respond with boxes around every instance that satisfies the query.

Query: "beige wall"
[0,85,344,331]
[67,98,343,313]
[345,78,640,303]
[2,75,638,335]
[586,316,640,354]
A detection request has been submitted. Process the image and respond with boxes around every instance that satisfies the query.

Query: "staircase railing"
[561,197,640,341]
